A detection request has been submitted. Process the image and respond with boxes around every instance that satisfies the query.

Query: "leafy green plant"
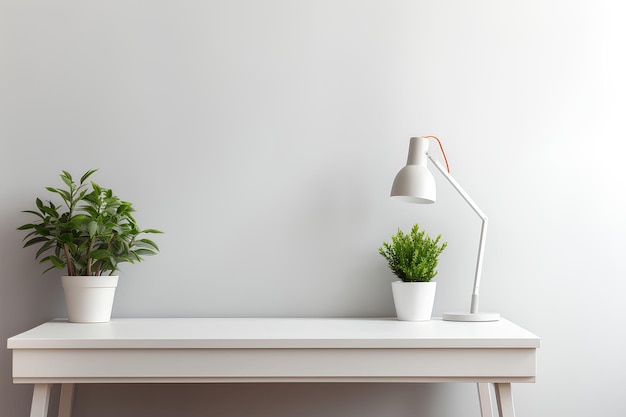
[379,224,447,282]
[18,169,163,276]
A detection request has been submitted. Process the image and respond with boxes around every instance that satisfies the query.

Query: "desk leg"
[30,384,52,417]
[494,383,515,417]
[477,383,494,417]
[59,383,75,417]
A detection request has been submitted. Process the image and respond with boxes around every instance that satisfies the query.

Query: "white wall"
[1,1,625,416]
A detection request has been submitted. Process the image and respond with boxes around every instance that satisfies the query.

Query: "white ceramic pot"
[391,281,437,321]
[62,276,119,323]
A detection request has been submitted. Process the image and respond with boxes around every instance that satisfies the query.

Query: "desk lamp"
[390,136,500,322]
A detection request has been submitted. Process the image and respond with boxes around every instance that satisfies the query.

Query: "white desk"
[8,318,539,417]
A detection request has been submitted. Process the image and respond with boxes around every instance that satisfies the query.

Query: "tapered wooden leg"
[30,384,52,417]
[477,383,494,417]
[59,383,75,417]
[494,383,516,417]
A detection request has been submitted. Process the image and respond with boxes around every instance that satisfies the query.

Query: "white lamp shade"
[390,137,436,204]
[390,165,436,203]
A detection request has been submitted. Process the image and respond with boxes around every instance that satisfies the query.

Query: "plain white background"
[1,1,625,416]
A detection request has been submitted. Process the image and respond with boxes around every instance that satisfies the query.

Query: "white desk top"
[8,317,539,350]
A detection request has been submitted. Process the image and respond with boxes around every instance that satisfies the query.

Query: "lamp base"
[442,312,500,322]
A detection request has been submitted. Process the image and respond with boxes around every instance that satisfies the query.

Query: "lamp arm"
[427,155,487,314]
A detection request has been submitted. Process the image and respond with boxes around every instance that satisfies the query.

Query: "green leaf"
[88,221,98,238]
[58,233,74,244]
[59,171,74,188]
[80,169,98,184]
[137,238,159,251]
[141,228,164,234]
[21,209,45,219]
[69,214,88,227]
[88,249,112,260]
[41,255,65,269]
[17,223,37,231]
[23,236,50,248]
[134,248,157,256]
[35,239,56,259]
[39,204,58,218]
[45,186,70,201]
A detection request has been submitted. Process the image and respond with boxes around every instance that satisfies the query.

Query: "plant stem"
[95,234,115,276]
[86,237,97,276]
[63,243,75,276]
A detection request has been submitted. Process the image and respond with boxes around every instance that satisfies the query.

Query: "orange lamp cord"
[423,135,451,173]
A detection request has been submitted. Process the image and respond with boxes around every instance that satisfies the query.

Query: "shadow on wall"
[70,383,481,417]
